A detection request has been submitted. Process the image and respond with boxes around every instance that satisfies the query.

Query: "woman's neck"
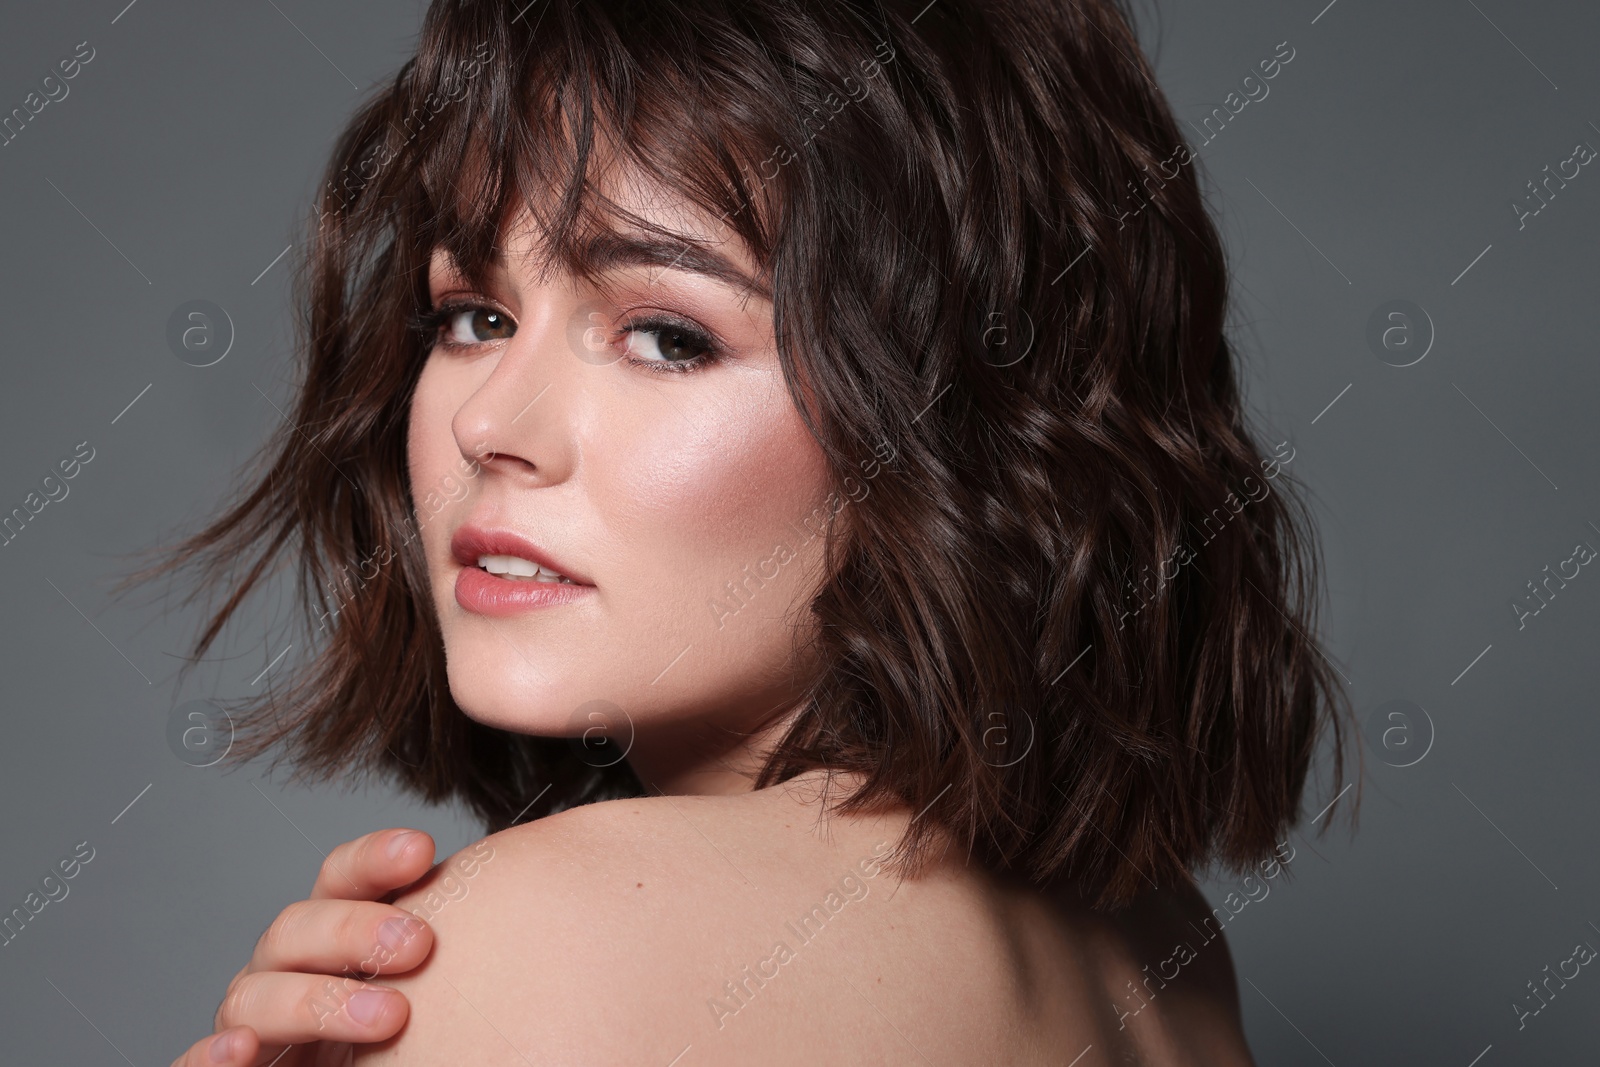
[623,697,810,796]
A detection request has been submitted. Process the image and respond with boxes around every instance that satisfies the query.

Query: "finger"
[215,971,409,1046]
[310,828,435,901]
[169,1026,259,1067]
[247,899,433,976]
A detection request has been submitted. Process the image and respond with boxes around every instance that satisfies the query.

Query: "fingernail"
[386,831,419,859]
[347,989,393,1026]
[208,1029,242,1063]
[377,916,413,952]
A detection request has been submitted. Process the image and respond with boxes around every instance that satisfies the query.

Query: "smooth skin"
[349,773,1257,1066]
[172,799,1256,1067]
[168,828,439,1067]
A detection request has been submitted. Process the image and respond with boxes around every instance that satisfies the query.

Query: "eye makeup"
[408,297,727,375]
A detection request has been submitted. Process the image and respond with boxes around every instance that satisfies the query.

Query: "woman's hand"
[168,828,439,1067]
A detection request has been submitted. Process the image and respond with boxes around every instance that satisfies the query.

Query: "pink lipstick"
[450,524,595,616]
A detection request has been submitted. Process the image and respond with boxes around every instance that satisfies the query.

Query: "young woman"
[157,0,1350,1063]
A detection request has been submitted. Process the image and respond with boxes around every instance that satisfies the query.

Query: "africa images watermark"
[1511,923,1598,1032]
[1510,132,1596,231]
[1,440,96,551]
[1113,838,1296,1030]
[1,39,96,151]
[314,443,492,633]
[1182,40,1296,154]
[308,839,496,1029]
[706,839,895,1030]
[1107,38,1297,232]
[1,840,96,950]
[1511,526,1597,632]
[312,40,493,222]
[740,38,897,189]
[1115,439,1296,629]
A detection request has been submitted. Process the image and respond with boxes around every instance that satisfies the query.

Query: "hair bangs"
[394,1,789,307]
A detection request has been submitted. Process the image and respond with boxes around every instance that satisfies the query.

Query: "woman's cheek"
[407,361,453,485]
[597,384,830,589]
[634,395,820,524]
[407,364,473,565]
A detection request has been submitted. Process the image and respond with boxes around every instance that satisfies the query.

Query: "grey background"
[0,0,1595,1063]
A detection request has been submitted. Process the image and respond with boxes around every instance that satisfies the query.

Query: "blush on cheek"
[608,400,832,564]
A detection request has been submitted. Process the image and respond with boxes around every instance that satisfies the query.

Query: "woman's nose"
[449,294,587,487]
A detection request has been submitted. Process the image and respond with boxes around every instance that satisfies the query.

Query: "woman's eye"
[621,320,715,366]
[409,301,516,349]
[443,306,515,345]
[412,300,717,370]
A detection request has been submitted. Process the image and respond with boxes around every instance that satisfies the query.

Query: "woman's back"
[354,777,1255,1066]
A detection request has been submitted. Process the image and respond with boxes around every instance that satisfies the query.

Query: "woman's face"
[406,170,836,791]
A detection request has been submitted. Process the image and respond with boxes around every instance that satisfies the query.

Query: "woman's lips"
[454,564,595,616]
[450,524,592,585]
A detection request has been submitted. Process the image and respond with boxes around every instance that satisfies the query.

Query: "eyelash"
[407,299,723,375]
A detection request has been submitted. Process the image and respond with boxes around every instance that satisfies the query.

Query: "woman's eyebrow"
[579,229,771,302]
[433,231,771,303]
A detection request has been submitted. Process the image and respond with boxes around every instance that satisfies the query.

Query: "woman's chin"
[448,678,574,733]
[446,671,637,742]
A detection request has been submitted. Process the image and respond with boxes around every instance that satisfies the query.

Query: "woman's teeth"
[476,553,574,584]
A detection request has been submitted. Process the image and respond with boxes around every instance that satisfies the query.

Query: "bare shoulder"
[351,786,1257,1066]
[350,785,928,1066]
[1082,876,1259,1067]
[351,791,775,1065]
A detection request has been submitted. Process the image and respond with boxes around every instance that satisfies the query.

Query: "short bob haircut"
[127,0,1353,908]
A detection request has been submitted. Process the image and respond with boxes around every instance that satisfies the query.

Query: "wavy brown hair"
[120,0,1355,908]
